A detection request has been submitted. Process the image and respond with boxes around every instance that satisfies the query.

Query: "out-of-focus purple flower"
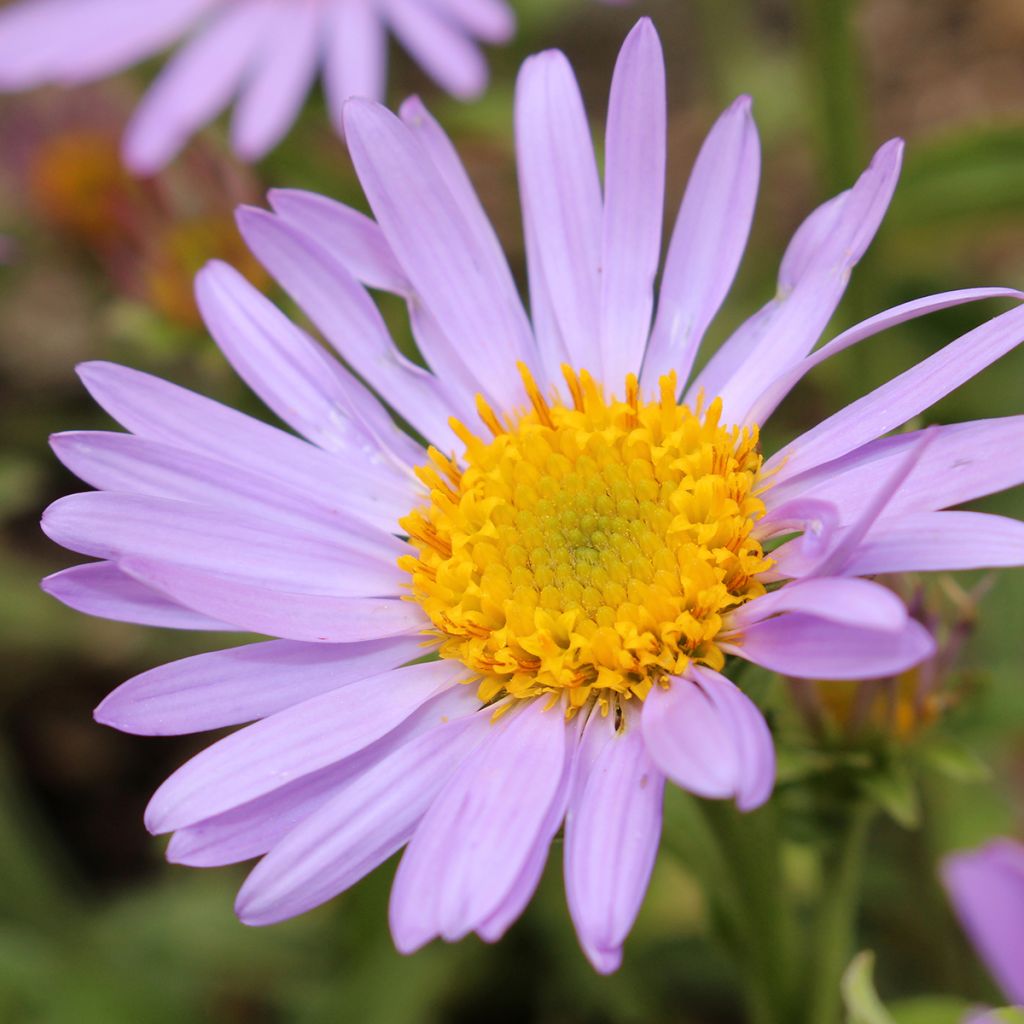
[0,0,514,172]
[41,19,1024,972]
[943,839,1024,1008]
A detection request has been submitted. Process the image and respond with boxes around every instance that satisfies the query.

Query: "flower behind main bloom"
[943,839,1024,1010]
[0,0,514,172]
[41,18,1024,973]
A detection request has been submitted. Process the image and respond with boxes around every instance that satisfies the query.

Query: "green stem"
[708,802,795,1024]
[797,0,868,195]
[805,802,876,1024]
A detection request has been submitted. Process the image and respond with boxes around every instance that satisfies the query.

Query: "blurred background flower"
[0,0,515,172]
[2,0,1024,1022]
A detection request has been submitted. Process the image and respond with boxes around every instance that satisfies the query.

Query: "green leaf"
[859,761,921,829]
[918,737,992,784]
[842,951,896,1024]
[983,1010,1024,1023]
[887,995,972,1024]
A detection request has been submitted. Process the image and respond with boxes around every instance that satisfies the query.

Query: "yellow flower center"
[400,366,773,712]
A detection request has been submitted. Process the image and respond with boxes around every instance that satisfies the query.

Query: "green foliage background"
[1,0,1024,1021]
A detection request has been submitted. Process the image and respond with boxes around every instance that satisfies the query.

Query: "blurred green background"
[2,0,1024,1021]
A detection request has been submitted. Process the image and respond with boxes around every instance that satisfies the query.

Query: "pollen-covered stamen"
[400,366,774,712]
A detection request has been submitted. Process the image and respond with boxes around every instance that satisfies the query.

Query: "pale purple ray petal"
[145,659,462,835]
[195,260,422,471]
[565,708,664,974]
[397,95,532,365]
[514,49,603,372]
[642,676,737,799]
[41,492,405,598]
[767,303,1024,483]
[117,557,422,644]
[230,0,322,162]
[641,95,759,391]
[766,416,1024,528]
[344,98,536,406]
[691,665,775,811]
[726,577,907,633]
[385,0,488,99]
[122,1,274,175]
[424,0,514,43]
[174,684,481,869]
[714,143,907,419]
[837,511,1024,576]
[389,699,570,952]
[724,614,936,680]
[50,431,409,540]
[788,430,935,579]
[41,562,232,631]
[95,634,425,735]
[473,713,580,945]
[0,0,217,90]
[598,18,666,384]
[943,839,1024,1007]
[754,497,839,560]
[268,189,409,294]
[745,288,1024,426]
[642,670,773,809]
[690,141,903,405]
[324,0,388,132]
[237,695,489,925]
[75,361,403,526]
[234,207,458,445]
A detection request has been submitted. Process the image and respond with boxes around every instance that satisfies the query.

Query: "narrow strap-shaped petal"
[233,209,458,445]
[386,0,488,99]
[641,95,759,391]
[766,416,1024,528]
[690,666,775,812]
[122,1,274,174]
[744,287,1024,426]
[515,49,603,372]
[268,189,409,294]
[50,430,411,538]
[145,659,463,835]
[42,492,405,597]
[0,0,217,89]
[236,695,488,925]
[229,0,321,161]
[323,0,386,132]
[389,699,570,951]
[768,303,1024,483]
[41,561,231,631]
[942,840,1024,1007]
[690,140,902,406]
[565,708,664,974]
[642,671,773,809]
[345,98,538,407]
[426,0,515,42]
[195,260,422,470]
[95,635,424,735]
[117,557,423,644]
[75,361,402,523]
[598,18,665,384]
[167,686,481,868]
[837,511,1024,576]
[726,577,907,633]
[723,614,935,680]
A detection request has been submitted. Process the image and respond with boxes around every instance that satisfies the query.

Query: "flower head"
[42,19,1024,972]
[0,0,515,172]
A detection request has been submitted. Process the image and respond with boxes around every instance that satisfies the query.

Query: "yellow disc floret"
[400,366,773,712]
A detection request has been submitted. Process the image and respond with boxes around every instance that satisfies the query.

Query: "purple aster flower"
[42,19,1024,972]
[0,0,514,172]
[944,840,1024,1009]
